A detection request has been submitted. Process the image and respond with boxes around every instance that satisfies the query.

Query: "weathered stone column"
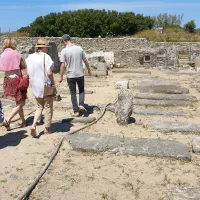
[115,89,133,125]
[195,56,200,73]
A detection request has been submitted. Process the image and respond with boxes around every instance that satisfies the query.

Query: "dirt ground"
[0,67,200,200]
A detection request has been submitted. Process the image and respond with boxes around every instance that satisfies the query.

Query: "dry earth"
[0,67,200,200]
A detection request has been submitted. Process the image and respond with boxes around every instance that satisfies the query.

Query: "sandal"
[36,120,44,125]
[44,127,52,135]
[3,120,11,131]
[18,121,28,127]
[30,126,37,137]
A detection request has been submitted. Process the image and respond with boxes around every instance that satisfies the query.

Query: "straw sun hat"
[35,38,51,48]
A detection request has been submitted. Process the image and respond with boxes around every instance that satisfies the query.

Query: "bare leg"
[6,101,25,124]
[30,98,44,137]
[18,100,26,123]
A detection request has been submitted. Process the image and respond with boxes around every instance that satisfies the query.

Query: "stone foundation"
[1,36,200,72]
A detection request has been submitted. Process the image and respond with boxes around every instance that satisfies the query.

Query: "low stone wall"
[1,36,200,72]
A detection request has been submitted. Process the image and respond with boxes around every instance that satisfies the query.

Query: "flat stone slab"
[115,80,129,89]
[112,69,151,74]
[65,133,191,161]
[192,137,200,153]
[65,133,121,152]
[61,116,96,124]
[134,93,196,101]
[133,107,188,116]
[191,83,200,88]
[85,83,109,87]
[90,70,108,77]
[96,104,188,116]
[95,104,115,112]
[194,76,200,83]
[135,78,176,86]
[123,138,190,161]
[54,102,98,111]
[167,188,200,200]
[56,87,94,94]
[147,121,200,133]
[135,85,189,94]
[122,74,150,80]
[85,79,108,82]
[133,99,191,106]
[54,102,72,109]
[164,70,197,76]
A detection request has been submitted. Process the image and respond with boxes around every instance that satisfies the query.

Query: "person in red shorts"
[0,38,27,131]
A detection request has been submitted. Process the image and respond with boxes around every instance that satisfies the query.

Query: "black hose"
[16,103,110,200]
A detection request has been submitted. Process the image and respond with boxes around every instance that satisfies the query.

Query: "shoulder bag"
[43,54,57,97]
[18,58,29,90]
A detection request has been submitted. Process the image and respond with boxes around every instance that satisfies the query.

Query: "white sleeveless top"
[26,52,54,98]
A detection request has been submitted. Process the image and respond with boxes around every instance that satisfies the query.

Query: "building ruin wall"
[1,36,200,72]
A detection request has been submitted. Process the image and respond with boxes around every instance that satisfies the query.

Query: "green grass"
[133,27,200,42]
[0,179,7,183]
[0,32,29,37]
[1,27,200,42]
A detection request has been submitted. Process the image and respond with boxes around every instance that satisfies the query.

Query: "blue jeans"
[67,76,85,113]
[0,101,4,123]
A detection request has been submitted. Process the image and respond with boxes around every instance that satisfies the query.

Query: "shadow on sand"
[0,130,27,150]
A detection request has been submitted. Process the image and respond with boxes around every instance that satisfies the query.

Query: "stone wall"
[1,36,200,72]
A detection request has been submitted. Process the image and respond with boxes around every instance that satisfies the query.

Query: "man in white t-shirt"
[59,34,91,117]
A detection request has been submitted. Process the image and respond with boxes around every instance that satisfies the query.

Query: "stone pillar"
[115,89,133,125]
[195,57,200,73]
[115,80,129,89]
[48,42,60,73]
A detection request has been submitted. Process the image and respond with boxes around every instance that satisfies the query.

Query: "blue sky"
[0,0,199,33]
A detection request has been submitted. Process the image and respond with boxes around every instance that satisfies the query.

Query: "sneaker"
[71,112,79,117]
[79,105,87,113]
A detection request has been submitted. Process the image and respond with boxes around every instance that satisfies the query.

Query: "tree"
[17,9,154,37]
[152,13,183,28]
[184,20,196,33]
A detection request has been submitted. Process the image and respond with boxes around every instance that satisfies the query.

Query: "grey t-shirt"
[60,44,86,78]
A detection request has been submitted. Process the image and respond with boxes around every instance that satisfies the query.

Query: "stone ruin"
[1,36,200,73]
[1,35,200,199]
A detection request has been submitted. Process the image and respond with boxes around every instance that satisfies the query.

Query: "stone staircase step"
[112,69,151,74]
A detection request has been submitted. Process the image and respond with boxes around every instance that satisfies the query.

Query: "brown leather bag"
[43,55,57,97]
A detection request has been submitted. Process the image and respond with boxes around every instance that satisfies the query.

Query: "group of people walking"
[0,34,91,137]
